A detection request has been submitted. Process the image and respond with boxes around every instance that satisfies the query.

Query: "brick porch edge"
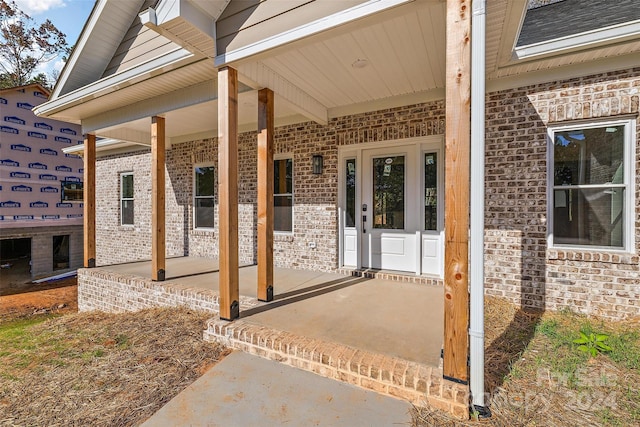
[205,318,469,419]
[77,268,469,419]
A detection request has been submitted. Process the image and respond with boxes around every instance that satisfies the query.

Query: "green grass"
[520,310,640,422]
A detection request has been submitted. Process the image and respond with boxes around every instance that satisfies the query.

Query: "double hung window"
[274,157,293,232]
[549,120,634,250]
[194,165,215,229]
[120,172,134,226]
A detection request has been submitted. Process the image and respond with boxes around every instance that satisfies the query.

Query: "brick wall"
[484,68,640,320]
[77,267,259,313]
[94,101,446,272]
[91,69,640,320]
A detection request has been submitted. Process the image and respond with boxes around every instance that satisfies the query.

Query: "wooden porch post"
[257,88,275,302]
[83,133,96,268]
[443,0,470,383]
[151,116,166,281]
[218,66,240,320]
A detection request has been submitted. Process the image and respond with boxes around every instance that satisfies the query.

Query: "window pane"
[274,158,292,194]
[424,153,437,230]
[122,200,134,225]
[373,156,404,229]
[345,159,356,228]
[195,198,215,228]
[553,188,624,247]
[554,126,624,186]
[195,166,215,197]
[274,195,292,232]
[121,174,133,198]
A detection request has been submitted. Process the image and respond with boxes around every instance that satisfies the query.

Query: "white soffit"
[235,0,446,115]
[214,0,415,67]
[34,49,201,123]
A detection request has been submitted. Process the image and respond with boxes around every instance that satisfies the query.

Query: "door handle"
[362,215,366,233]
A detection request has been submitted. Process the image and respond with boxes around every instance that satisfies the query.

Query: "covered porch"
[77,257,468,413]
[36,0,510,419]
[87,256,444,367]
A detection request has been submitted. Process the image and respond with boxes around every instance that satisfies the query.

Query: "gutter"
[62,138,150,156]
[470,0,490,418]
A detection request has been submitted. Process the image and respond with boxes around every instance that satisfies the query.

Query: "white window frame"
[547,118,635,252]
[193,163,216,230]
[120,172,134,226]
[274,153,294,234]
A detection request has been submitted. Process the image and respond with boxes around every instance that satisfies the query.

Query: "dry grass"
[0,307,226,427]
[413,297,640,427]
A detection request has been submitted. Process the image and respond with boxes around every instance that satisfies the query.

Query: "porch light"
[312,154,323,175]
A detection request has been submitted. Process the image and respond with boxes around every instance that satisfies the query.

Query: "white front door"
[339,138,444,276]
[362,147,418,272]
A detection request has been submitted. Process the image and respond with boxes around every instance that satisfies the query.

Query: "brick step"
[337,267,443,286]
[204,316,469,419]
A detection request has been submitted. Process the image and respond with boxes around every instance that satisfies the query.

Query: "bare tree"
[0,0,68,88]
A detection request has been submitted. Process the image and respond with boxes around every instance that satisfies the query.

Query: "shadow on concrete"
[241,276,370,318]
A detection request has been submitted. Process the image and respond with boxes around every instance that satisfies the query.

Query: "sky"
[13,0,95,79]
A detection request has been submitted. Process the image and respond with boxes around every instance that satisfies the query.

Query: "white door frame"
[338,136,444,276]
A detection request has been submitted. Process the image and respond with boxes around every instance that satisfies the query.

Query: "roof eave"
[34,47,195,121]
[514,19,640,60]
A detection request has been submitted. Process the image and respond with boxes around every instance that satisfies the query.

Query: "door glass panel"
[424,152,438,230]
[373,156,404,229]
[345,159,356,227]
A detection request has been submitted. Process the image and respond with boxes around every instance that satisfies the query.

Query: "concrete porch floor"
[106,256,444,367]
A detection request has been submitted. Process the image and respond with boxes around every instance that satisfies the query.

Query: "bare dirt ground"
[0,277,78,321]
[0,307,226,426]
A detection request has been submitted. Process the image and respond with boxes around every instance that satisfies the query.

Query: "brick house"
[34,0,639,417]
[0,84,84,283]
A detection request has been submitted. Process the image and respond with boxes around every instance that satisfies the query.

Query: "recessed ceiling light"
[352,59,369,69]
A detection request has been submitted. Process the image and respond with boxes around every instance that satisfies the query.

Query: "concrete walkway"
[142,351,413,427]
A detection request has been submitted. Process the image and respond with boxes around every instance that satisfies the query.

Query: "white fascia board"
[515,20,640,60]
[62,138,149,156]
[34,48,195,119]
[82,79,216,133]
[51,0,108,99]
[214,0,413,66]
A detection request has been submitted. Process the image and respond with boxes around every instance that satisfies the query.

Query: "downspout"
[470,0,490,417]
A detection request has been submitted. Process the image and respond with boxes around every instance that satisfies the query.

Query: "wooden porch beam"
[257,88,274,302]
[83,133,96,268]
[218,66,240,320]
[151,116,166,281]
[443,0,471,384]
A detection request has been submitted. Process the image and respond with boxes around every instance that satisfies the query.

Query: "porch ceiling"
[64,0,640,149]
[239,0,448,111]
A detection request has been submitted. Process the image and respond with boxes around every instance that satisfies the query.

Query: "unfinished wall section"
[1,225,82,278]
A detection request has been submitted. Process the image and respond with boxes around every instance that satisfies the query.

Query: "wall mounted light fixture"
[312,154,323,175]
